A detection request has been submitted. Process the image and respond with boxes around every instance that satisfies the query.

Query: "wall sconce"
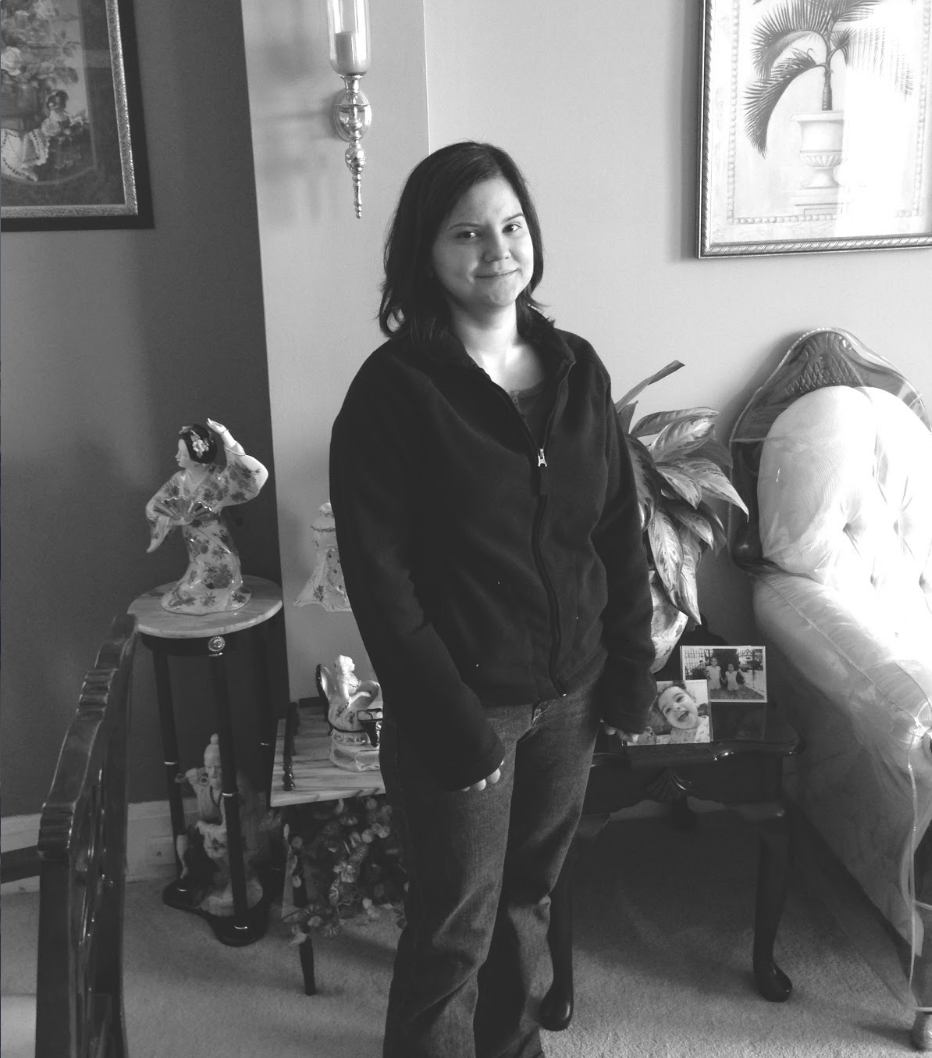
[326,0,371,219]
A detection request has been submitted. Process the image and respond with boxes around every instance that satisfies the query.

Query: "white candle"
[333,29,370,74]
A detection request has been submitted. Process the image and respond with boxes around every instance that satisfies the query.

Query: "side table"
[129,574,284,947]
[540,700,802,1031]
[272,698,386,994]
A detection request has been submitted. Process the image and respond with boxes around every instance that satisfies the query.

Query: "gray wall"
[1,2,281,816]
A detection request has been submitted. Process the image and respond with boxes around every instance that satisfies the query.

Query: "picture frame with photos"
[638,679,712,746]
[680,645,767,703]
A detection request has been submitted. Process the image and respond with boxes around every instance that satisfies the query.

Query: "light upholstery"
[759,387,932,658]
[729,328,932,1026]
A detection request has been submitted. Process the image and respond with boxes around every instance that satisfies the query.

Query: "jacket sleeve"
[591,384,657,733]
[329,358,505,791]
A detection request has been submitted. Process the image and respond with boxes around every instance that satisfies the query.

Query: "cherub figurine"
[146,419,268,614]
[316,655,383,771]
[176,734,266,917]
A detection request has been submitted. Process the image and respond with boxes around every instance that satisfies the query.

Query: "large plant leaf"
[692,435,734,472]
[655,464,704,508]
[672,537,702,625]
[631,407,715,439]
[647,506,683,601]
[670,504,717,551]
[697,501,728,551]
[745,49,821,154]
[679,458,750,514]
[614,361,683,412]
[624,433,662,528]
[648,412,718,461]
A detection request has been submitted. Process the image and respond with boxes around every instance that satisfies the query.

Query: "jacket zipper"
[492,370,571,696]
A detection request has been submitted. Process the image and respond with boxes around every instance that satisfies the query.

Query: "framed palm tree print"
[698,0,932,256]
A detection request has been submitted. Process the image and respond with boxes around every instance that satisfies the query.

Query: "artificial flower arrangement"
[282,794,407,941]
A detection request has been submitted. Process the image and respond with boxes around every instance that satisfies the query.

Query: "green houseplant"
[744,0,913,155]
[616,362,747,667]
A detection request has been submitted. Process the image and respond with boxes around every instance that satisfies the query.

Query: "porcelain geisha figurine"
[316,655,383,771]
[146,419,268,614]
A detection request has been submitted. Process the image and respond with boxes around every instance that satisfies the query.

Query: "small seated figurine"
[317,655,383,771]
[145,419,269,615]
[176,734,266,918]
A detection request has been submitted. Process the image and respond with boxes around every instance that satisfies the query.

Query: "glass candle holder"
[327,0,371,75]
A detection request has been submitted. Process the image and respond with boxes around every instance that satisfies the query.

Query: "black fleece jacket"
[329,314,655,790]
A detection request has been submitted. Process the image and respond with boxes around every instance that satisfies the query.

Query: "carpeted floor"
[1,812,918,1057]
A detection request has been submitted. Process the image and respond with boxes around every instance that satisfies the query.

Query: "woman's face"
[658,686,699,729]
[430,176,533,322]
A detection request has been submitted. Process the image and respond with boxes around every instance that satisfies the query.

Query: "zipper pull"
[537,449,549,495]
[537,449,547,468]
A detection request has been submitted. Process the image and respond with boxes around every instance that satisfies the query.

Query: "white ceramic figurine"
[145,419,268,614]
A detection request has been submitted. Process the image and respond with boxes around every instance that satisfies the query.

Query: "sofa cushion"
[758,386,932,656]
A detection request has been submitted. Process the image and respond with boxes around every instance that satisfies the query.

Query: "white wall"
[240,0,429,698]
[423,0,932,643]
[243,0,932,700]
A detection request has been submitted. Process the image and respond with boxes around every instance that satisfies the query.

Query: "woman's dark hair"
[46,90,68,109]
[379,141,545,345]
[179,424,217,465]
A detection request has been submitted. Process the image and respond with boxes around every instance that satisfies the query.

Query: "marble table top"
[128,575,283,639]
[271,702,385,808]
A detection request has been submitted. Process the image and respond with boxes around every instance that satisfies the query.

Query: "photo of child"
[638,680,712,746]
[680,645,767,703]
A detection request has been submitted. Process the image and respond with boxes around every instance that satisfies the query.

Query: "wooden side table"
[540,700,802,1031]
[129,574,284,947]
[271,698,385,993]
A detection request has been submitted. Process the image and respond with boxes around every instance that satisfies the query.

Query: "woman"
[330,142,655,1058]
[145,419,268,614]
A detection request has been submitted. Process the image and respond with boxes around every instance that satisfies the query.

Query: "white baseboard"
[2,800,181,895]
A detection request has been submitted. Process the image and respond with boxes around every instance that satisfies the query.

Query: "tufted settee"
[728,328,932,1046]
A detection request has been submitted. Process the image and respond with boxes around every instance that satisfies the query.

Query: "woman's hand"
[602,724,639,745]
[459,762,504,793]
[206,418,228,439]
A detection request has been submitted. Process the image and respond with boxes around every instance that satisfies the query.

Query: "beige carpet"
[1,812,917,1057]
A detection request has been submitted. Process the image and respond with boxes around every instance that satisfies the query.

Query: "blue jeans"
[379,676,601,1058]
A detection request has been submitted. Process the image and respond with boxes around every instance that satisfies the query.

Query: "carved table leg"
[540,813,608,1031]
[732,800,793,1002]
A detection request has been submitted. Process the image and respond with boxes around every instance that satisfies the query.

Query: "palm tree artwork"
[743,0,913,205]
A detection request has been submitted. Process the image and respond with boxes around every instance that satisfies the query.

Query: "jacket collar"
[417,312,577,374]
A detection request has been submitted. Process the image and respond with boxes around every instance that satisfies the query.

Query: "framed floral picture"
[1,0,152,231]
[698,0,932,256]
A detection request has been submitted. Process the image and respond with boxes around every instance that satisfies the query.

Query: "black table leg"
[150,649,188,879]
[733,800,793,1001]
[208,638,268,946]
[254,617,279,802]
